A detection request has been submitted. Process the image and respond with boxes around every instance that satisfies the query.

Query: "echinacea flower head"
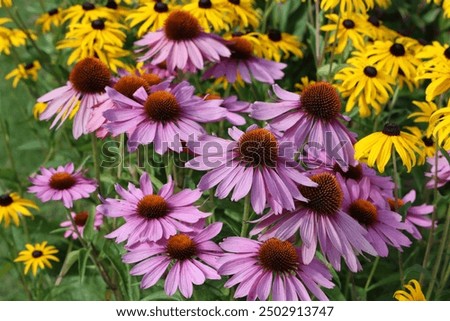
[186,125,316,214]
[339,177,411,256]
[251,172,377,272]
[104,79,225,153]
[219,237,334,301]
[394,279,426,301]
[203,37,286,84]
[28,163,97,208]
[0,193,38,227]
[122,223,222,298]
[321,13,366,54]
[182,0,232,33]
[60,211,103,240]
[425,150,450,189]
[38,57,111,138]
[135,10,230,72]
[35,8,63,33]
[14,242,59,276]
[365,38,420,80]
[335,51,395,117]
[387,190,434,240]
[99,173,210,246]
[126,1,175,37]
[62,2,116,24]
[5,60,41,88]
[355,123,425,173]
[224,0,260,29]
[252,82,357,170]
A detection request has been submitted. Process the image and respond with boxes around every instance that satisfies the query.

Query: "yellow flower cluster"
[0,18,31,55]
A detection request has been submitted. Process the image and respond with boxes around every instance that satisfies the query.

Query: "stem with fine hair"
[426,204,450,299]
[240,194,251,237]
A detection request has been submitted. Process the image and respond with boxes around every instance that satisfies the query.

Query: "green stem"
[387,85,400,120]
[426,204,450,299]
[326,8,342,81]
[240,195,251,237]
[0,118,23,193]
[261,0,276,33]
[420,140,440,283]
[392,150,404,285]
[364,256,380,293]
[91,134,102,195]
[117,134,124,179]
[314,0,321,67]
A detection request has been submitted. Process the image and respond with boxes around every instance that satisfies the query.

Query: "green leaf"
[0,169,16,182]
[56,250,80,286]
[78,247,91,283]
[83,208,96,241]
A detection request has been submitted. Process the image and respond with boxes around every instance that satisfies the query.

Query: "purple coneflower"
[426,150,450,189]
[103,80,226,153]
[135,10,230,72]
[142,61,175,79]
[203,93,250,126]
[60,211,103,240]
[339,176,411,256]
[28,163,97,208]
[86,73,163,138]
[98,173,210,246]
[185,125,316,214]
[251,172,376,272]
[203,37,286,84]
[252,82,357,170]
[388,190,434,240]
[122,223,223,298]
[38,57,111,139]
[219,237,334,301]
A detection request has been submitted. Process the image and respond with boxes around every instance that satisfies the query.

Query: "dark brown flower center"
[198,0,212,8]
[390,43,406,57]
[69,57,111,94]
[144,91,181,123]
[299,173,343,215]
[444,47,450,60]
[368,15,380,27]
[32,250,43,258]
[137,194,168,219]
[301,82,342,121]
[106,0,118,9]
[387,198,405,211]
[48,8,59,16]
[154,1,168,13]
[363,66,378,78]
[49,172,76,190]
[238,128,278,167]
[82,2,95,10]
[382,123,400,136]
[228,0,240,4]
[268,29,282,42]
[114,75,149,99]
[74,211,89,227]
[258,238,298,273]
[343,19,355,29]
[166,234,197,260]
[141,73,162,86]
[422,136,434,147]
[164,10,201,41]
[91,19,105,30]
[349,199,378,226]
[333,163,363,180]
[0,194,13,207]
[24,62,34,70]
[229,37,253,60]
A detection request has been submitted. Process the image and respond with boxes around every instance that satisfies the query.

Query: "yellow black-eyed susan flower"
[429,100,450,147]
[408,100,438,138]
[103,0,129,20]
[183,0,232,33]
[33,102,47,119]
[405,126,437,158]
[5,61,41,88]
[362,14,398,41]
[224,0,260,29]
[295,76,315,93]
[365,38,420,80]
[0,193,38,227]
[321,13,366,54]
[320,0,374,13]
[0,0,12,7]
[0,18,29,55]
[126,1,175,37]
[335,51,395,117]
[62,2,116,24]
[355,123,425,173]
[14,242,59,276]
[258,29,303,62]
[57,19,127,68]
[394,280,426,301]
[35,8,63,33]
